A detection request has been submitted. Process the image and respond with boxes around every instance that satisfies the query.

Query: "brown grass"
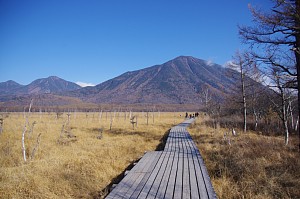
[0,111,181,198]
[189,116,300,199]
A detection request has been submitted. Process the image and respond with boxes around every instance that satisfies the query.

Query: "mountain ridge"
[0,56,252,107]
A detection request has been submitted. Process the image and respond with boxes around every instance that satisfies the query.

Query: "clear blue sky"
[0,0,271,86]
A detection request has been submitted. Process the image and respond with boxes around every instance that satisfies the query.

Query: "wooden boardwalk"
[106,119,216,199]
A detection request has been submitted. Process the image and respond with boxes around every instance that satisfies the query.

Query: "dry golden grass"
[0,111,182,198]
[189,116,300,199]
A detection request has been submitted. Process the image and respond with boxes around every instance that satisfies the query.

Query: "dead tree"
[22,99,33,162]
[130,116,137,130]
[28,121,37,138]
[57,120,76,145]
[199,85,212,113]
[21,124,27,162]
[228,51,255,132]
[268,68,292,145]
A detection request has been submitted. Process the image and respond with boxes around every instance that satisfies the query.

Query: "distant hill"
[0,76,81,96]
[0,76,82,107]
[67,56,240,104]
[17,76,81,94]
[0,80,23,94]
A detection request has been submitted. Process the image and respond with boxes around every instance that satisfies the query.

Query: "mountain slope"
[68,56,240,104]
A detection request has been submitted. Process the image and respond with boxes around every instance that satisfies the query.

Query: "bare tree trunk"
[21,124,27,162]
[241,62,247,133]
[288,100,294,129]
[295,117,299,131]
[282,98,289,145]
[22,99,33,162]
[254,110,258,131]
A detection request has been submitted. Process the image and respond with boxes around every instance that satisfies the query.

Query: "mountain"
[67,56,240,104]
[1,76,81,95]
[22,76,81,94]
[0,80,23,94]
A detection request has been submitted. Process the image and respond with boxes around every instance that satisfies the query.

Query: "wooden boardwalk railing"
[106,119,216,199]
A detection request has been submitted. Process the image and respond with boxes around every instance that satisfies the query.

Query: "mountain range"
[0,56,245,109]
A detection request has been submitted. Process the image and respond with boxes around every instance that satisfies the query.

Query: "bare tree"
[239,0,300,149]
[22,99,33,162]
[228,51,255,132]
[199,85,212,113]
[268,67,292,145]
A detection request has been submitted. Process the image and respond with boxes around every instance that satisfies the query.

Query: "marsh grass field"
[0,111,181,198]
[189,118,300,199]
[1,112,300,199]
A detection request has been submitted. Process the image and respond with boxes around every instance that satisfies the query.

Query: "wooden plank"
[106,152,151,199]
[155,151,174,199]
[130,151,157,173]
[186,137,210,199]
[128,152,163,199]
[182,131,192,199]
[146,151,171,199]
[164,133,179,199]
[188,154,201,198]
[155,133,178,199]
[106,151,161,199]
[187,138,216,198]
[137,151,169,199]
[173,135,184,199]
